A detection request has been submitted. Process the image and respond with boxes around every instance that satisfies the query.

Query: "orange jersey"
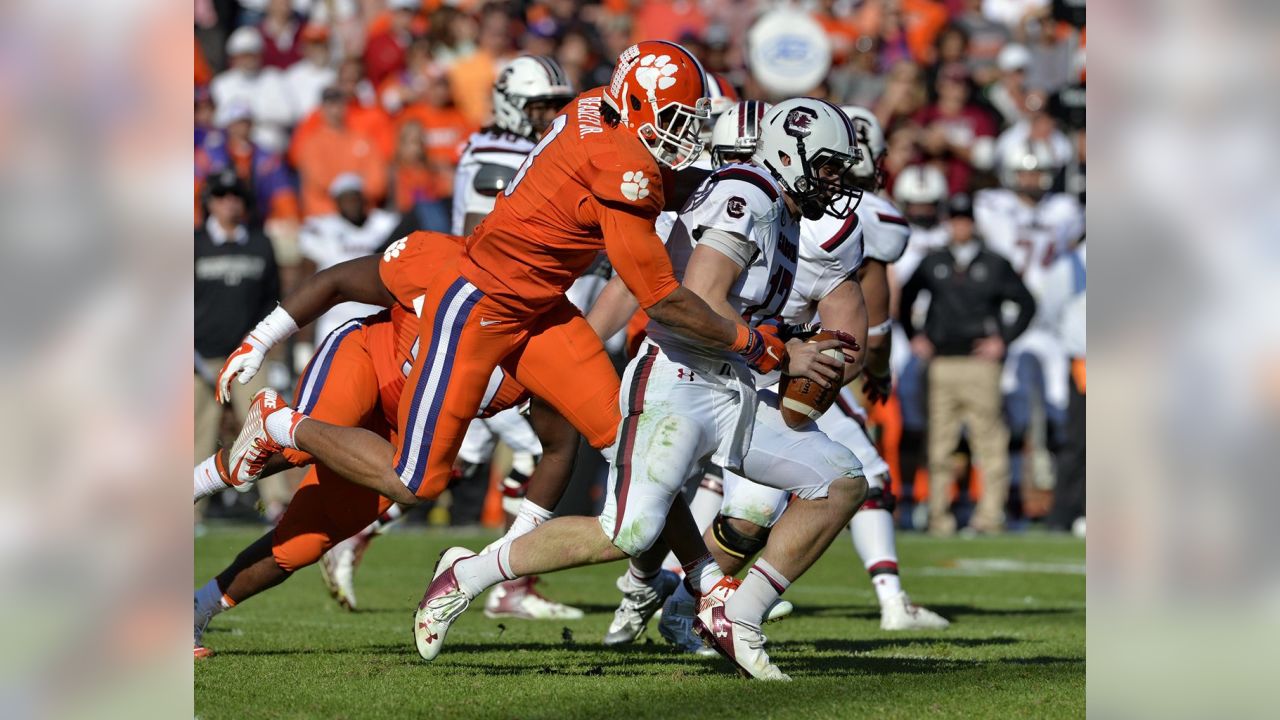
[459,91,680,314]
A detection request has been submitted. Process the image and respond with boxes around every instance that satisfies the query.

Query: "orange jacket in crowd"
[289,113,389,218]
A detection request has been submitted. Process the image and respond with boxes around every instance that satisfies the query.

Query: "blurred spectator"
[955,0,1013,82]
[557,29,612,91]
[364,0,421,87]
[831,36,886,110]
[899,195,1035,535]
[913,62,997,193]
[633,0,708,44]
[196,40,214,87]
[396,67,471,227]
[893,164,953,284]
[925,24,970,89]
[194,169,279,470]
[284,24,338,118]
[1024,6,1081,93]
[875,60,928,129]
[298,174,401,342]
[427,5,480,68]
[449,4,518,127]
[986,43,1032,126]
[289,87,388,219]
[197,103,301,229]
[195,87,216,147]
[388,120,439,219]
[211,27,297,152]
[258,0,305,69]
[993,92,1074,177]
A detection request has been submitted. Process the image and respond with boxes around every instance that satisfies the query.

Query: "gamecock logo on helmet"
[784,107,817,138]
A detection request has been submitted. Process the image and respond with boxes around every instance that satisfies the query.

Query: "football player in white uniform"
[317,56,583,621]
[414,99,868,681]
[655,106,948,652]
[975,142,1085,506]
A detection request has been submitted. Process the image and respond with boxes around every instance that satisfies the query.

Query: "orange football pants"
[273,317,395,572]
[392,271,622,500]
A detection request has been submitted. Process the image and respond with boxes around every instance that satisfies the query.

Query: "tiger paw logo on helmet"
[634,54,679,92]
[383,237,408,262]
[620,171,650,201]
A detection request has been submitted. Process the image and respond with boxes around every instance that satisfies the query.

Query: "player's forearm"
[645,286,740,349]
[816,280,869,384]
[865,331,892,377]
[293,420,420,506]
[279,256,393,329]
[585,275,641,340]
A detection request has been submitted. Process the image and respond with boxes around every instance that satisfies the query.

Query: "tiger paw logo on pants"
[620,171,650,201]
[635,54,678,92]
[383,237,408,262]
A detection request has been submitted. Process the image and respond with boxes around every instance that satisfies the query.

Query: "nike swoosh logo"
[766,347,780,361]
[479,319,503,327]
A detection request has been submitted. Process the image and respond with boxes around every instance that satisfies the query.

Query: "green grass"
[195,525,1084,719]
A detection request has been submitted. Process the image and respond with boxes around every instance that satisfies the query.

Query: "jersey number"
[504,115,568,197]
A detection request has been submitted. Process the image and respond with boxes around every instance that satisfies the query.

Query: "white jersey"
[298,210,400,340]
[975,188,1084,308]
[647,163,799,364]
[450,130,535,236]
[782,204,865,325]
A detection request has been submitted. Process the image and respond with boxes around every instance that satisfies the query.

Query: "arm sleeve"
[999,258,1037,344]
[600,205,680,310]
[696,227,755,269]
[898,260,925,339]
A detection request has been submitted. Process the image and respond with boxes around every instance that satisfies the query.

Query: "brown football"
[779,330,847,428]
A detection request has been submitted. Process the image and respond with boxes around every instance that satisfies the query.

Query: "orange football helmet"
[603,40,711,170]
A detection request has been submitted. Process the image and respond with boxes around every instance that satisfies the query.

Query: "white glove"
[216,306,299,404]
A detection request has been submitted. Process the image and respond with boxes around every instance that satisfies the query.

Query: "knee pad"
[711,513,769,560]
[860,483,897,513]
[699,470,724,495]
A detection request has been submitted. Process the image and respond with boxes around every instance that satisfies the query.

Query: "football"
[779,330,847,428]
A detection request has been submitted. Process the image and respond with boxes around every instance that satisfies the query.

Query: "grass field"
[195,525,1084,719]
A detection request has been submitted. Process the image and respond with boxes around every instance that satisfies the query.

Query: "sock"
[851,508,903,604]
[371,504,406,535]
[625,560,661,589]
[194,455,229,501]
[264,408,304,448]
[194,579,231,636]
[681,553,724,595]
[726,559,790,629]
[503,500,553,543]
[688,482,724,535]
[453,543,515,599]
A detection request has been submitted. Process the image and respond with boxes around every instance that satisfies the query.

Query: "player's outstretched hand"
[216,336,268,404]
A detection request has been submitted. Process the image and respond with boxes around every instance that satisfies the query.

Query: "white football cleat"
[413,546,474,661]
[603,570,679,645]
[320,533,366,611]
[765,598,794,622]
[694,577,790,681]
[657,592,717,656]
[880,592,950,631]
[226,389,285,491]
[484,576,584,620]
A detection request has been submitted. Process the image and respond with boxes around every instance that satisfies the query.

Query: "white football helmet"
[1000,141,1060,198]
[755,98,863,220]
[894,164,948,228]
[492,56,574,141]
[710,100,771,168]
[841,105,886,191]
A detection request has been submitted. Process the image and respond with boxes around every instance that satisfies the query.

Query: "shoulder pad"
[707,164,783,209]
[860,196,910,264]
[807,211,864,272]
[588,144,665,215]
[472,163,518,197]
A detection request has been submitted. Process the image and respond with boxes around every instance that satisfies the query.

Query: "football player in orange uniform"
[193,232,575,657]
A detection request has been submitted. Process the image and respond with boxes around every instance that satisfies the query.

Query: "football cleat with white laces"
[694,577,790,681]
[603,570,679,645]
[485,576,585,620]
[880,592,951,630]
[226,388,286,491]
[413,546,474,661]
[320,532,368,611]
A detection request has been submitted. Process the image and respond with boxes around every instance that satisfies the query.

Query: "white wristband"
[249,305,300,349]
[867,319,893,337]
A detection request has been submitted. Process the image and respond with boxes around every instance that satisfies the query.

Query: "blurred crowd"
[195,0,1086,535]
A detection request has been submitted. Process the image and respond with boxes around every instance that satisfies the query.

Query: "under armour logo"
[418,623,438,644]
[715,629,729,638]
[676,368,695,381]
